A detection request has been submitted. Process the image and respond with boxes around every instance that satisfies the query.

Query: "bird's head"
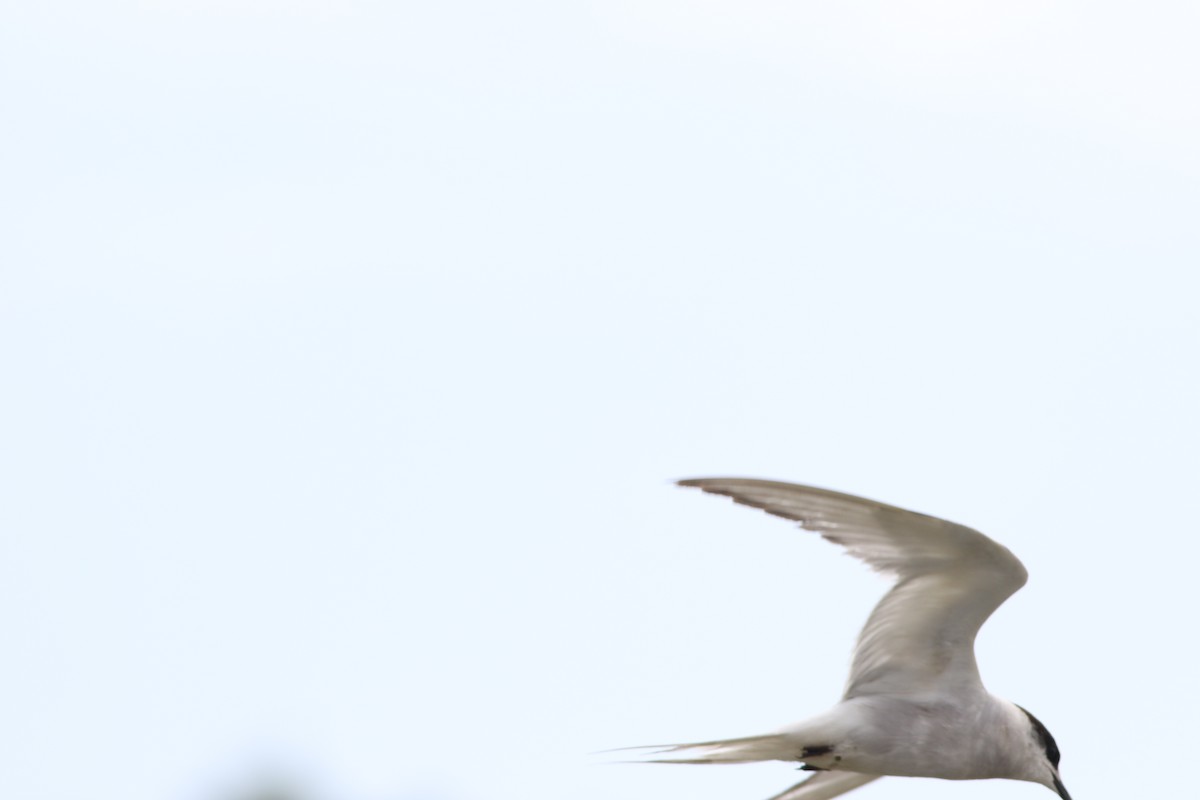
[1016,705,1071,800]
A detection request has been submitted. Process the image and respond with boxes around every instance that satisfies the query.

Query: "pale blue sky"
[2,3,1198,800]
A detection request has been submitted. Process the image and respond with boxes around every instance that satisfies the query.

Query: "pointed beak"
[1052,773,1072,800]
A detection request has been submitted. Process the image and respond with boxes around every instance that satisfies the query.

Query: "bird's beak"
[1052,773,1072,800]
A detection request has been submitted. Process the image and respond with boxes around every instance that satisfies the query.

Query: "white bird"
[632,478,1071,800]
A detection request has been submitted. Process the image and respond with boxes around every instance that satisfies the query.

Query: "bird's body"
[633,479,1071,800]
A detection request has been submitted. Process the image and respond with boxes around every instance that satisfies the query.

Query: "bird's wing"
[766,771,881,800]
[679,478,1028,698]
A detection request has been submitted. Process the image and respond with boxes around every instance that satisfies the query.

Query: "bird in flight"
[632,478,1071,800]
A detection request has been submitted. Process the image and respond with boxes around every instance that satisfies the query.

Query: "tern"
[633,478,1071,800]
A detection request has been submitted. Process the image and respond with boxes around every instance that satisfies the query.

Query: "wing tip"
[676,477,749,490]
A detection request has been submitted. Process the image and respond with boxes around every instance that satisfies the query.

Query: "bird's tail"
[617,733,796,764]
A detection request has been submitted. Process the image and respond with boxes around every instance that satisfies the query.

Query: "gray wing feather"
[678,478,1028,697]
[766,772,881,800]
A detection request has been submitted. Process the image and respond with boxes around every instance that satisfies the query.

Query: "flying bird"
[632,478,1071,800]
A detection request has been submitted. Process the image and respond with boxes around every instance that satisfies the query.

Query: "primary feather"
[678,478,1027,698]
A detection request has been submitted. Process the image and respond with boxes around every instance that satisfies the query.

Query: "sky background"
[2,2,1199,800]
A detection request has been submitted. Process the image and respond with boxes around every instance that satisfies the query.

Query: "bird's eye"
[1017,707,1061,768]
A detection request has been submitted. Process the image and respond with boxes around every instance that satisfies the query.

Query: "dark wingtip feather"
[675,478,792,519]
[676,477,745,491]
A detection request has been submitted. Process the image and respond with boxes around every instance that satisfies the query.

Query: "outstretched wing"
[679,478,1028,698]
[766,771,880,800]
